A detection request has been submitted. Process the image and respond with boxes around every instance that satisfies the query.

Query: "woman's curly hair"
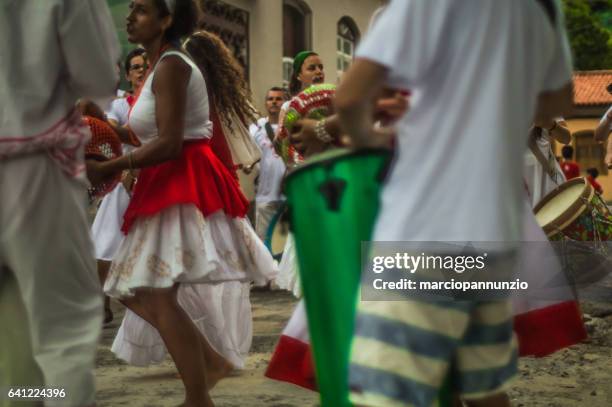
[183,30,259,127]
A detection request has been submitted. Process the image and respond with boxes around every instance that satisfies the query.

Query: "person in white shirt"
[594,103,612,168]
[0,1,119,406]
[524,118,570,207]
[92,47,147,323]
[336,0,573,405]
[249,87,288,240]
[106,48,147,127]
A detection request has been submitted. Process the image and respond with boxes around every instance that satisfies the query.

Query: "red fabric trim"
[0,109,77,141]
[265,335,317,391]
[514,301,587,357]
[121,139,248,234]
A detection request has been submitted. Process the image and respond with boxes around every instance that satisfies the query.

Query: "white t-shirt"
[249,118,286,203]
[106,97,130,127]
[358,0,572,243]
[106,97,137,154]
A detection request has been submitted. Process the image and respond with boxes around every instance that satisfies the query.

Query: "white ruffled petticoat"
[90,183,131,261]
[112,282,252,368]
[275,233,302,298]
[104,204,277,368]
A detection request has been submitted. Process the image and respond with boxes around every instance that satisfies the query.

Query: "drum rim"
[533,177,595,237]
[264,204,288,260]
[285,147,392,181]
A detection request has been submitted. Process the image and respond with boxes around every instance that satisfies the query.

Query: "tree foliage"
[563,0,612,70]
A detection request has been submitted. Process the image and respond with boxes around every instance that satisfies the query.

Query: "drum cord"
[552,196,612,298]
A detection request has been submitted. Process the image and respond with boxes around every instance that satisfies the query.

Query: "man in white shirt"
[594,101,612,168]
[249,87,288,241]
[0,1,119,406]
[336,0,573,405]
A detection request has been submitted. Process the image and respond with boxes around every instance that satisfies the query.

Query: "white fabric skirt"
[91,183,131,261]
[104,204,277,298]
[275,233,301,298]
[112,282,252,368]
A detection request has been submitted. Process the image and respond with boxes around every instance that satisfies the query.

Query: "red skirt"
[121,139,248,234]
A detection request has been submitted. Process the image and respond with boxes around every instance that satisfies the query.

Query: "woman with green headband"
[277,51,337,159]
[289,51,326,96]
[283,51,409,158]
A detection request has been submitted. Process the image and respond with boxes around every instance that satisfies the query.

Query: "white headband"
[164,0,176,15]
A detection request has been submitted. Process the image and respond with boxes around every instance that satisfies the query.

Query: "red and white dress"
[104,50,276,368]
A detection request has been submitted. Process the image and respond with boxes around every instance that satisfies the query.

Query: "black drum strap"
[264,122,276,145]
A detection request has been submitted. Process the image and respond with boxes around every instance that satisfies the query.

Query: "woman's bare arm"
[92,55,190,181]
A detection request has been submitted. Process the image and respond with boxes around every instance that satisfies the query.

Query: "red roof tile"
[573,70,612,106]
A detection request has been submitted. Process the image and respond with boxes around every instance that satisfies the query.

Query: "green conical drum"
[284,148,391,406]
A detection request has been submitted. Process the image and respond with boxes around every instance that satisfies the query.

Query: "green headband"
[293,51,317,74]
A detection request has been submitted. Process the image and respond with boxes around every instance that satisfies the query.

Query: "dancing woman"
[89,0,273,405]
[111,28,275,373]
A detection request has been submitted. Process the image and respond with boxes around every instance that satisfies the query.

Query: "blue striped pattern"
[355,313,458,360]
[350,364,438,407]
[457,350,518,394]
[350,300,516,406]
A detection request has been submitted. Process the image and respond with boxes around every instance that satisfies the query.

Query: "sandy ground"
[96,289,612,407]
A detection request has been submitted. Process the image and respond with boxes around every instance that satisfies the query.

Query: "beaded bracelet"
[314,119,334,143]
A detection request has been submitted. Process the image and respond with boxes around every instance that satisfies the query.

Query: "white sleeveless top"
[129,51,213,144]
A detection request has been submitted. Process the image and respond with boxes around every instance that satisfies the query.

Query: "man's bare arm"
[336,59,389,148]
[594,109,612,143]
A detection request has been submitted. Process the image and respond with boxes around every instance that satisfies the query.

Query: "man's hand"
[350,126,396,149]
[375,91,409,125]
[289,119,331,157]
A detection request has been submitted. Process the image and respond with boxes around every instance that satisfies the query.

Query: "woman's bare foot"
[205,357,233,389]
[174,357,233,390]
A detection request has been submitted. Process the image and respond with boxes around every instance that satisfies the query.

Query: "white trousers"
[0,154,102,407]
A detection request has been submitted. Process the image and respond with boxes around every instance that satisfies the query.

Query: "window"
[337,17,359,79]
[283,0,311,89]
[199,1,250,79]
[574,130,607,174]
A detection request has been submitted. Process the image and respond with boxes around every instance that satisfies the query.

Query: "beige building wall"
[218,0,383,111]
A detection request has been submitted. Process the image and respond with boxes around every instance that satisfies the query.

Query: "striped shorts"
[349,299,517,407]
